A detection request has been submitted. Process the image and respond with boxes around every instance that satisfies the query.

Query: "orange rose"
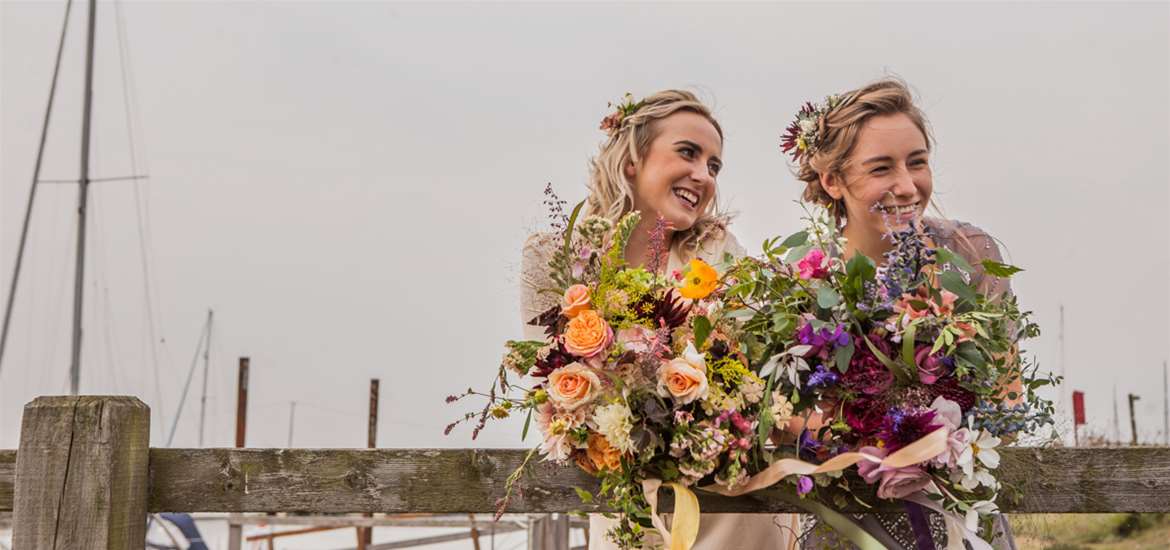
[562,284,591,318]
[656,343,709,404]
[546,362,601,410]
[563,309,613,357]
[586,433,624,471]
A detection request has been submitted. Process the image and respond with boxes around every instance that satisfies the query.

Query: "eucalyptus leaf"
[834,341,855,372]
[939,270,977,303]
[817,287,842,309]
[935,246,974,274]
[785,243,814,264]
[780,230,810,249]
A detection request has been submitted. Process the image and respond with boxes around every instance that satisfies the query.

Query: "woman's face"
[626,111,723,232]
[821,112,932,236]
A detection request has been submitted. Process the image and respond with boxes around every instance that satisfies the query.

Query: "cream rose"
[547,362,601,410]
[656,342,709,404]
[562,284,591,318]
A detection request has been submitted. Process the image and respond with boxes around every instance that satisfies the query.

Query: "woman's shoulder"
[923,217,1010,297]
[924,217,1003,260]
[690,221,747,263]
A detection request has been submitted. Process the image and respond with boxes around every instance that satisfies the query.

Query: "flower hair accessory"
[780,94,845,162]
[600,93,646,136]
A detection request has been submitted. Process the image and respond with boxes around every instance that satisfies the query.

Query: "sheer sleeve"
[955,224,1012,300]
[520,232,560,342]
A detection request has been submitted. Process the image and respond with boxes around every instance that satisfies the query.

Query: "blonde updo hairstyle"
[586,90,728,257]
[796,78,933,222]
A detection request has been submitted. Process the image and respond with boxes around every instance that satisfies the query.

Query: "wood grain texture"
[145,447,1170,514]
[12,396,150,550]
[3,445,1168,514]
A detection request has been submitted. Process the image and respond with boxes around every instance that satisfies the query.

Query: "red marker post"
[1072,390,1086,446]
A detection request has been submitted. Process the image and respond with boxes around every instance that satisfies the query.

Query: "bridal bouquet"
[719,207,1058,548]
[447,195,774,548]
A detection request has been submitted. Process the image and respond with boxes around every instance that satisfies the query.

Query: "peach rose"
[656,342,709,404]
[563,309,613,358]
[562,284,591,318]
[586,432,624,471]
[546,362,601,410]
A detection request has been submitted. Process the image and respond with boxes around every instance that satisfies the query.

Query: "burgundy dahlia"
[842,335,895,396]
[877,408,942,452]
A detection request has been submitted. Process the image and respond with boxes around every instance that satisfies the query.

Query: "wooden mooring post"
[12,396,150,550]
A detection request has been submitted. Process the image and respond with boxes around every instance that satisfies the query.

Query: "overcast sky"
[2,1,1168,461]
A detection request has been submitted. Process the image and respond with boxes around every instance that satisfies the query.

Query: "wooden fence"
[3,396,1170,549]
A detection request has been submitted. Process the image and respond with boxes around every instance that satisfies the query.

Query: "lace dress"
[519,228,801,550]
[800,218,1018,550]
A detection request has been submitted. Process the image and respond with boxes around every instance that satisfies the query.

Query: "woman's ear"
[819,171,845,201]
[623,159,637,181]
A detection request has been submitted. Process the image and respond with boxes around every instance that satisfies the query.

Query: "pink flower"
[797,249,830,280]
[914,345,952,385]
[856,446,933,499]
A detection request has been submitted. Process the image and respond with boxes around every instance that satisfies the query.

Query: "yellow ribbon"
[642,428,950,550]
[642,480,700,550]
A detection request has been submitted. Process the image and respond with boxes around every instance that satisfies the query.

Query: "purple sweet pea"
[797,323,853,360]
[807,365,840,388]
[797,475,815,496]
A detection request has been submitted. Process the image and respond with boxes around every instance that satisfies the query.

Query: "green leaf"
[573,486,594,504]
[859,333,911,382]
[845,253,877,282]
[834,341,855,373]
[901,322,918,373]
[817,287,841,309]
[521,407,533,441]
[939,270,977,303]
[785,243,814,264]
[561,200,586,260]
[693,316,712,349]
[935,246,974,274]
[757,366,778,448]
[981,259,1024,278]
[780,230,810,249]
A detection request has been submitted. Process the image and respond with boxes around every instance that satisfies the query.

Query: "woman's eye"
[708,162,722,176]
[911,159,929,168]
[870,166,889,175]
[678,147,695,159]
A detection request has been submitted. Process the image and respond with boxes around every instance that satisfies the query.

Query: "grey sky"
[2,1,1168,461]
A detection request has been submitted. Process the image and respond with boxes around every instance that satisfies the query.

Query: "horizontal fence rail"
[2,445,1170,514]
[4,396,1170,549]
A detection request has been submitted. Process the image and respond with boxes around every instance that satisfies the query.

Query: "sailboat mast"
[70,0,98,395]
[198,309,213,447]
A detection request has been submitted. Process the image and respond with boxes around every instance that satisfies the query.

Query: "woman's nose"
[691,163,715,186]
[891,166,916,197]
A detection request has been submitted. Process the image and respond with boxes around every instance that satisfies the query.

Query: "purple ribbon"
[903,500,937,550]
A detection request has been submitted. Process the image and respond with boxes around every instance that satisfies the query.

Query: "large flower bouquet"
[718,207,1058,548]
[448,196,778,548]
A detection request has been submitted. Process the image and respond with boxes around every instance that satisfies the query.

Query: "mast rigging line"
[114,0,169,436]
[166,311,212,447]
[38,174,150,184]
[0,0,75,380]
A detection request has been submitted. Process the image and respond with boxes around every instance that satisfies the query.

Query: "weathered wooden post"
[13,395,150,549]
[527,513,570,550]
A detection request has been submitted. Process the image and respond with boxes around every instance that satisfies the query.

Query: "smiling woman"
[518,90,801,549]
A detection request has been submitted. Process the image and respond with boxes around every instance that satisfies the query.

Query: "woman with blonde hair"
[520,90,798,549]
[782,77,1018,549]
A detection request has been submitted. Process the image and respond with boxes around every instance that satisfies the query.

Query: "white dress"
[519,228,799,550]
